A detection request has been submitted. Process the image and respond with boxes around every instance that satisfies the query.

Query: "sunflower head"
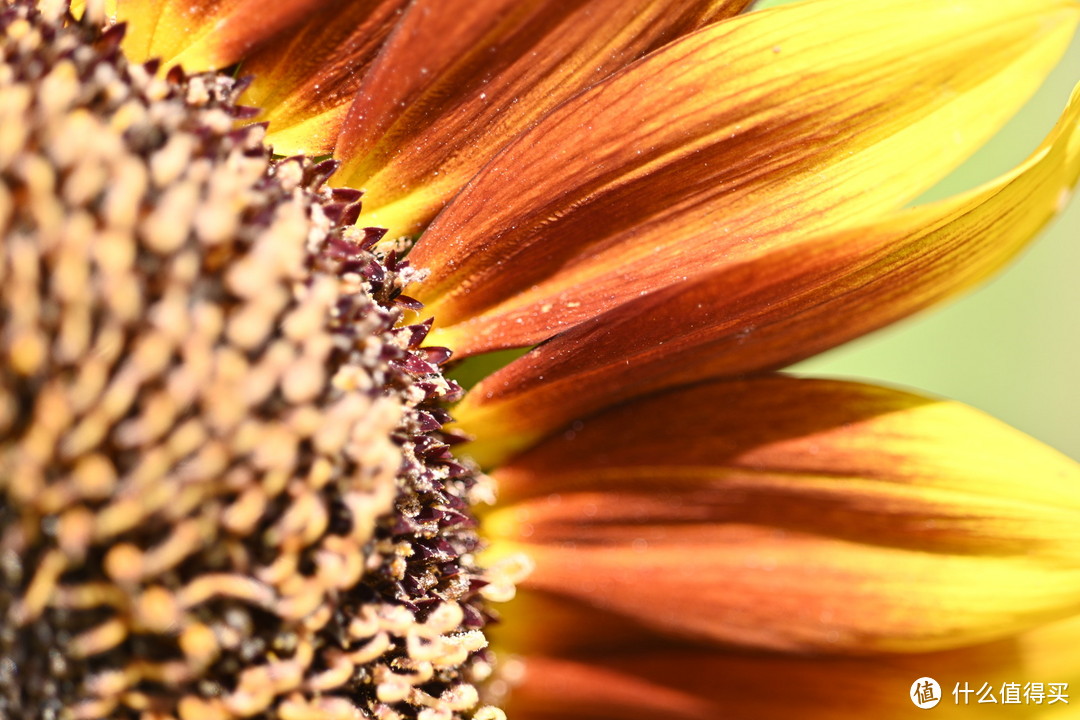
[3,0,1080,719]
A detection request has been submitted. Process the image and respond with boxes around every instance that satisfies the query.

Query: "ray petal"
[502,627,1080,720]
[115,0,330,70]
[483,377,1080,654]
[410,0,1078,352]
[333,0,753,234]
[238,0,410,156]
[495,594,1080,718]
[457,82,1080,464]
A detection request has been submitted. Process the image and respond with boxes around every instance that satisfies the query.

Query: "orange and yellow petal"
[333,0,751,236]
[239,0,409,156]
[114,0,327,71]
[496,593,1080,719]
[483,377,1080,654]
[503,626,1080,720]
[457,82,1080,464]
[409,0,1078,355]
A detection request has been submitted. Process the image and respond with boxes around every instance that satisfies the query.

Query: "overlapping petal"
[333,0,751,235]
[483,377,1080,654]
[410,0,1078,355]
[457,82,1080,465]
[501,615,1080,720]
[239,0,409,156]
[496,592,1080,719]
[114,0,327,70]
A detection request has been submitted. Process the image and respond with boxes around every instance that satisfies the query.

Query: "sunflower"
[2,0,1079,718]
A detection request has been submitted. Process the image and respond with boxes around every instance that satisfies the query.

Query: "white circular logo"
[911,677,942,709]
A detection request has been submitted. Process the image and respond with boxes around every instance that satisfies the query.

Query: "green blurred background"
[756,0,1080,460]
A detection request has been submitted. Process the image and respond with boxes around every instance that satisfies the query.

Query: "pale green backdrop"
[754,0,1080,460]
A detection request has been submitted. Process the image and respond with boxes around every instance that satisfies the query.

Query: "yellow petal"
[457,82,1080,466]
[410,0,1078,353]
[115,0,326,70]
[70,0,117,20]
[484,377,1080,654]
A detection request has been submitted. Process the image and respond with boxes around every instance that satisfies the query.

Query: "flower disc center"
[0,4,502,719]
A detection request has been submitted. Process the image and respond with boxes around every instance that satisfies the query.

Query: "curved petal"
[115,0,329,70]
[483,377,1080,654]
[494,593,1080,719]
[456,82,1080,464]
[410,0,1078,353]
[336,0,751,234]
[334,0,750,234]
[238,0,409,156]
[502,624,1080,720]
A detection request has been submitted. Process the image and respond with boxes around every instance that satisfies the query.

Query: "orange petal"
[483,377,1080,654]
[491,591,655,657]
[503,637,1072,720]
[496,594,1080,719]
[239,0,409,156]
[409,0,1077,354]
[334,0,751,234]
[116,0,328,70]
[456,83,1080,464]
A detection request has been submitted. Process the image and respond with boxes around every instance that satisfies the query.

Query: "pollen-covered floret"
[0,3,501,718]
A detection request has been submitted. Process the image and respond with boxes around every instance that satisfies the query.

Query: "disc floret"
[0,4,501,718]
